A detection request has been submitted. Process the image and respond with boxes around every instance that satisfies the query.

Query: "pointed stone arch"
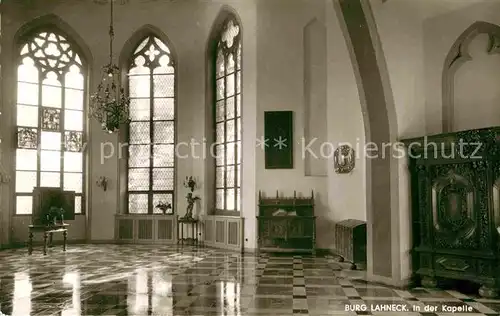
[442,21,500,132]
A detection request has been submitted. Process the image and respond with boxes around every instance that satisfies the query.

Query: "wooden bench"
[28,223,69,255]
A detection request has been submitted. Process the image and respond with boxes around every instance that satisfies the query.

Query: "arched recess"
[442,21,500,132]
[205,6,243,216]
[10,14,92,224]
[117,25,178,214]
[334,0,400,281]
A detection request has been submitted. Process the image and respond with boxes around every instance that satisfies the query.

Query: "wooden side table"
[177,216,198,246]
[28,223,69,255]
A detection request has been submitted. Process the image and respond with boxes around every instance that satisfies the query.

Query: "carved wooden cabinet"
[257,191,316,254]
[403,127,500,297]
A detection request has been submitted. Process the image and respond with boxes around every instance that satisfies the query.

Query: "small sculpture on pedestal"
[183,176,200,220]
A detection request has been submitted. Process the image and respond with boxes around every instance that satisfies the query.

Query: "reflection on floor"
[1,245,500,315]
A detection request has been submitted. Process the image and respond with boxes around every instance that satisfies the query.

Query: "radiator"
[334,219,367,269]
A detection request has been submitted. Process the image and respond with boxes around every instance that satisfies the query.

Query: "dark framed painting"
[264,111,294,169]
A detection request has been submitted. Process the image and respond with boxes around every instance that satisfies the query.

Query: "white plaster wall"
[423,0,500,134]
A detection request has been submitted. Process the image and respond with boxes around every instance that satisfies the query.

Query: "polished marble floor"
[1,245,500,315]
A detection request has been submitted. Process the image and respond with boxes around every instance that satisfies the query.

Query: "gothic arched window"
[214,18,242,212]
[15,29,86,215]
[126,35,176,214]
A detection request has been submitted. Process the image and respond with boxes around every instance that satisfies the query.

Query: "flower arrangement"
[155,201,172,215]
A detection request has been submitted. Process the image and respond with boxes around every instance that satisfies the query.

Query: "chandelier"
[89,0,130,133]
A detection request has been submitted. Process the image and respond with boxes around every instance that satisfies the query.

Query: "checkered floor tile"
[0,244,499,315]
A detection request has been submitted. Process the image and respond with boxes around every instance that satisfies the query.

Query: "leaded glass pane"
[64,131,83,152]
[41,131,60,150]
[153,98,174,121]
[226,189,235,210]
[64,173,82,193]
[222,20,240,48]
[236,94,241,116]
[226,120,235,142]
[215,100,224,122]
[226,97,235,120]
[155,55,175,74]
[16,196,32,215]
[134,38,149,54]
[236,164,240,187]
[216,167,224,188]
[64,88,84,110]
[40,150,61,171]
[236,188,240,211]
[128,168,150,191]
[75,196,82,214]
[216,79,224,100]
[130,98,150,121]
[236,141,241,164]
[64,152,83,172]
[18,58,39,83]
[17,82,38,105]
[64,110,83,131]
[129,122,150,144]
[17,128,38,149]
[129,194,148,213]
[153,145,174,167]
[17,105,38,127]
[153,194,173,214]
[227,54,235,74]
[216,189,224,209]
[236,71,241,94]
[65,66,84,90]
[40,172,60,187]
[226,165,235,187]
[15,171,36,193]
[153,121,174,144]
[153,168,174,190]
[236,118,241,140]
[216,50,224,78]
[226,73,235,97]
[215,123,224,143]
[226,142,235,164]
[237,43,241,69]
[42,108,60,131]
[153,74,174,97]
[129,75,150,98]
[16,149,37,171]
[145,44,160,62]
[215,145,225,166]
[129,145,150,168]
[42,85,62,108]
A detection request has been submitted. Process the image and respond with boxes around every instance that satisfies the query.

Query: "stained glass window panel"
[216,51,224,78]
[237,44,241,69]
[129,194,148,213]
[236,71,241,94]
[153,145,174,167]
[227,54,235,74]
[226,120,235,142]
[42,84,62,108]
[129,122,150,144]
[236,141,241,164]
[216,189,224,209]
[64,173,82,193]
[226,189,235,210]
[153,98,174,121]
[153,194,173,214]
[41,131,61,150]
[216,101,224,122]
[226,142,235,164]
[17,128,38,149]
[40,151,61,171]
[16,196,32,215]
[128,168,150,191]
[129,75,150,98]
[236,118,241,140]
[64,110,83,131]
[153,121,174,144]
[64,152,83,172]
[16,149,37,171]
[216,167,224,188]
[64,131,83,152]
[153,75,174,97]
[129,145,150,168]
[75,196,82,214]
[152,168,174,191]
[216,79,224,100]
[226,73,235,97]
[236,94,241,116]
[130,98,150,121]
[215,145,225,166]
[17,105,38,127]
[226,97,235,120]
[15,171,36,193]
[40,172,60,187]
[226,165,235,187]
[42,108,61,131]
[64,88,84,110]
[216,123,224,143]
[17,82,38,105]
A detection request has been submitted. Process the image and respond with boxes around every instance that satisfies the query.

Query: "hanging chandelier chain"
[108,0,114,65]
